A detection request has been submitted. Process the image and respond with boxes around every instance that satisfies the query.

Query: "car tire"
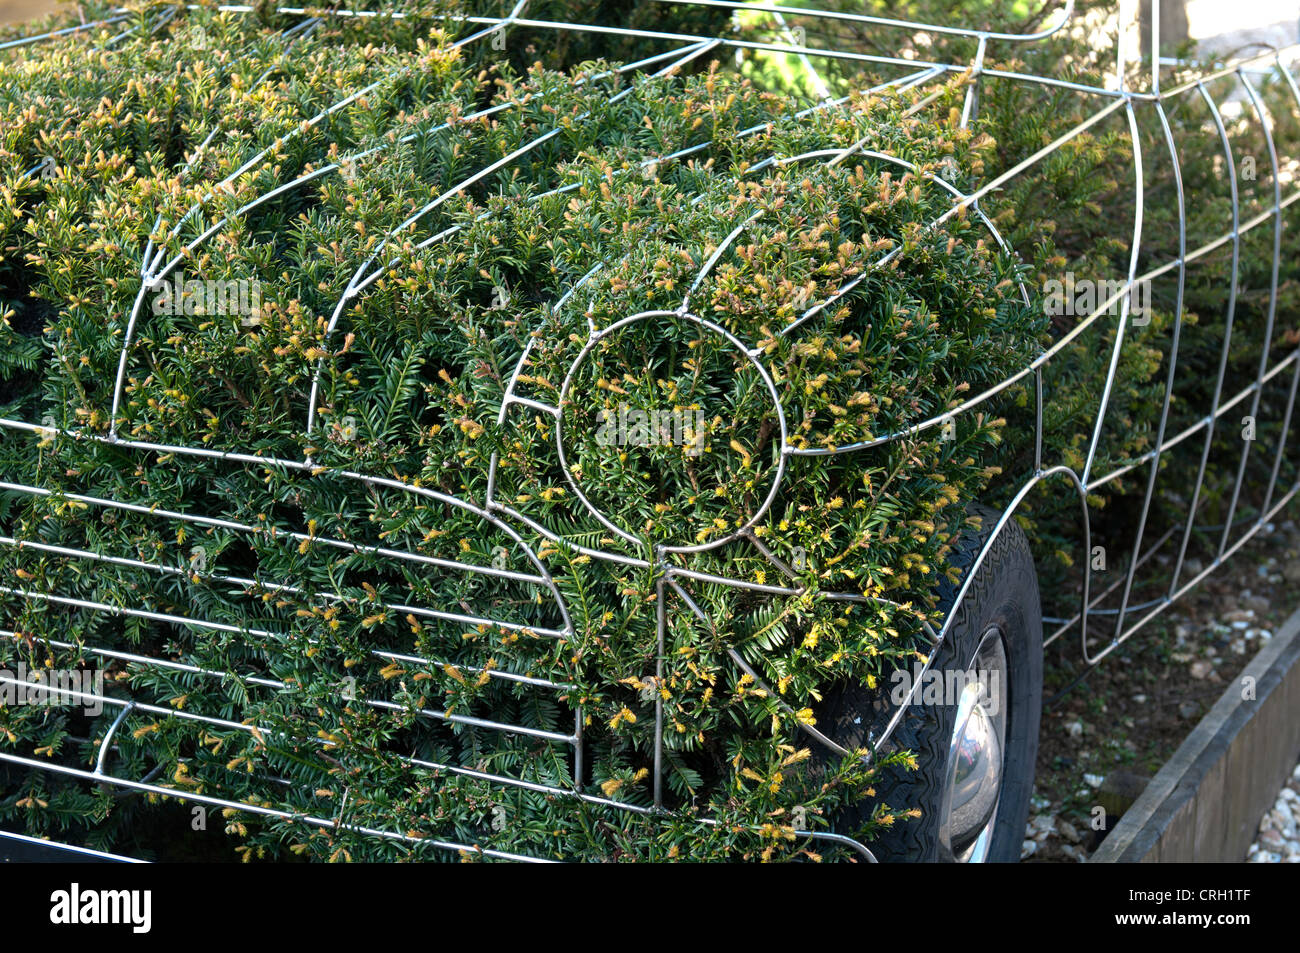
[819,504,1043,862]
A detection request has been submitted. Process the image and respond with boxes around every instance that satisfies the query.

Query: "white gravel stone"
[1030,814,1056,838]
[1057,819,1082,843]
[1247,755,1300,862]
[1258,829,1285,850]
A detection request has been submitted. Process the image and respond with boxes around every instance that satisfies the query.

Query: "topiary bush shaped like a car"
[1,2,1298,862]
[0,5,1046,861]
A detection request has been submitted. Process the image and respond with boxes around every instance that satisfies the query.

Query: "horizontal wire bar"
[0,480,565,639]
[0,534,572,689]
[4,626,579,773]
[0,12,133,51]
[0,423,570,602]
[2,627,870,857]
[0,750,548,862]
[652,0,1077,43]
[0,587,577,743]
[0,828,145,863]
[1088,348,1300,492]
[1083,479,1300,663]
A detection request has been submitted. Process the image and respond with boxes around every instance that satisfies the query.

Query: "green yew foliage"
[0,7,1042,860]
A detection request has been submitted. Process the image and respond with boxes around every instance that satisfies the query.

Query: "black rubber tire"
[818,504,1042,862]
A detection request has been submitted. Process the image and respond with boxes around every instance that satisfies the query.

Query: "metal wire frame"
[1,1,1298,861]
[0,11,134,52]
[0,52,903,862]
[8,9,325,186]
[0,0,1265,843]
[0,7,938,858]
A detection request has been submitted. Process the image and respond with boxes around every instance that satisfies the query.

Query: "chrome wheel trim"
[937,625,1009,863]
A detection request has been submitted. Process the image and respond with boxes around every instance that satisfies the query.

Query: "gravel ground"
[1247,763,1300,863]
[1023,514,1300,862]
